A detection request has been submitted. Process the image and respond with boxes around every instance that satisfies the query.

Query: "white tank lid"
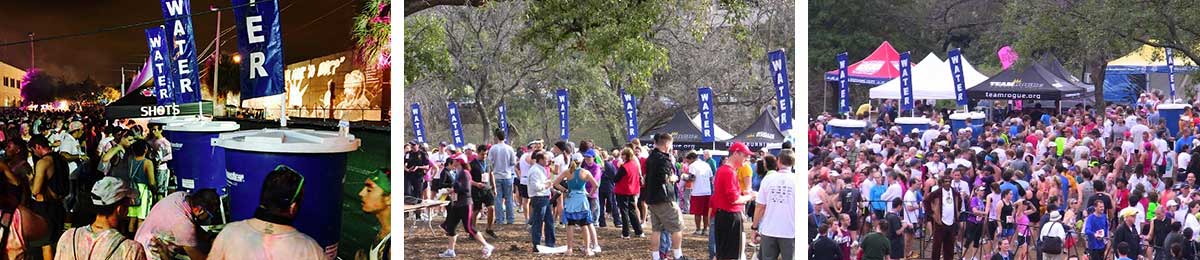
[968,112,986,119]
[1158,103,1192,110]
[895,117,931,125]
[215,128,361,153]
[149,116,203,125]
[163,121,240,133]
[948,113,970,120]
[828,119,867,128]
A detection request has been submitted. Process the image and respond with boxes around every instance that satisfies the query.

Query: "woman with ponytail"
[552,158,599,256]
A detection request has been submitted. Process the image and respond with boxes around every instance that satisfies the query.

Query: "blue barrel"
[216,128,361,258]
[969,112,987,126]
[896,117,931,135]
[828,119,866,138]
[1159,104,1191,137]
[163,121,239,195]
[949,113,970,134]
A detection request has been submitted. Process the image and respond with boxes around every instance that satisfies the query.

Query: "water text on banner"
[949,48,967,107]
[498,102,508,140]
[1168,48,1176,100]
[620,88,639,142]
[411,103,426,144]
[448,102,465,147]
[837,52,850,114]
[557,89,570,141]
[145,26,177,105]
[899,51,914,113]
[698,87,715,143]
[768,50,792,131]
[161,0,201,103]
[231,0,286,100]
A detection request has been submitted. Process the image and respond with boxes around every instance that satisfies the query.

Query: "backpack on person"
[1041,222,1065,254]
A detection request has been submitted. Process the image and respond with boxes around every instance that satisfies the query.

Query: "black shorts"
[965,221,983,248]
[441,205,476,237]
[1017,235,1028,247]
[985,220,998,239]
[713,210,744,259]
[846,211,860,230]
[890,237,905,258]
[517,183,529,199]
[473,189,494,209]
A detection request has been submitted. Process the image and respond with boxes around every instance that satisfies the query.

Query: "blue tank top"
[564,169,590,212]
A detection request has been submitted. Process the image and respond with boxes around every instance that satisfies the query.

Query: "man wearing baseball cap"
[712,142,756,260]
[54,176,146,260]
[356,168,392,260]
[208,166,324,259]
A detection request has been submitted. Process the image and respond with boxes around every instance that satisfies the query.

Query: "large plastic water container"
[163,121,240,195]
[215,128,361,258]
[828,119,866,138]
[1159,103,1191,137]
[896,117,931,135]
[969,111,987,126]
[949,113,970,134]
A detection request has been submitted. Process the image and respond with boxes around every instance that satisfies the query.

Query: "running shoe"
[438,249,456,258]
[483,244,495,258]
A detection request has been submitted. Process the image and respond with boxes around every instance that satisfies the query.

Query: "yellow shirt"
[737,163,753,191]
[857,104,872,117]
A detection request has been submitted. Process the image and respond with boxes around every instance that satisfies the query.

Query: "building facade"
[0,61,23,107]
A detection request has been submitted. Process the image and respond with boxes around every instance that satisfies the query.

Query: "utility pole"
[209,4,220,118]
[27,32,34,69]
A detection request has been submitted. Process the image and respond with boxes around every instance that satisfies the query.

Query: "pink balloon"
[998,46,1019,70]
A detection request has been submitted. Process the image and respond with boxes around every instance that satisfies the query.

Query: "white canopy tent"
[869,52,990,100]
[691,114,735,141]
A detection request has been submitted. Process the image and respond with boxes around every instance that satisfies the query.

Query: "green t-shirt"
[861,232,891,260]
[1148,202,1159,220]
[1055,137,1067,156]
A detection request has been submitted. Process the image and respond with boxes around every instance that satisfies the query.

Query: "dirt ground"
[402,207,756,259]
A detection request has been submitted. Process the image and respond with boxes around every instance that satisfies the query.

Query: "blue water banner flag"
[557,89,570,141]
[498,102,509,140]
[899,51,914,112]
[1169,48,1177,99]
[698,87,715,143]
[768,50,793,131]
[448,102,465,147]
[161,0,201,103]
[949,48,968,106]
[620,88,639,142]
[145,27,176,105]
[411,103,426,144]
[231,0,286,99]
[837,52,850,114]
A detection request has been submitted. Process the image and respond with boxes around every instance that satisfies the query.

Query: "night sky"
[0,0,359,85]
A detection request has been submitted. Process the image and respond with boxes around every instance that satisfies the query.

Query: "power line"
[285,0,356,35]
[0,1,299,48]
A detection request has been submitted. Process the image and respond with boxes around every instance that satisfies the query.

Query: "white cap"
[464,143,477,151]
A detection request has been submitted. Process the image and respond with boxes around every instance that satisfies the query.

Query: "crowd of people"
[808,92,1200,260]
[403,128,799,260]
[0,106,393,260]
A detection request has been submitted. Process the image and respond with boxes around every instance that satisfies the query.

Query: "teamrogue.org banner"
[984,92,1044,100]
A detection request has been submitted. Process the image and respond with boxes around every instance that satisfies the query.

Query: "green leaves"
[403,16,452,85]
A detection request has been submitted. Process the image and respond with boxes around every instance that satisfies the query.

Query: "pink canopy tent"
[824,41,913,85]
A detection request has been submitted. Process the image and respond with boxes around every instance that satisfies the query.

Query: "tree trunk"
[1088,61,1108,115]
[474,95,492,144]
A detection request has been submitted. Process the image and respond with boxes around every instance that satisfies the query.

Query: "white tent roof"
[869,52,990,100]
[691,114,735,141]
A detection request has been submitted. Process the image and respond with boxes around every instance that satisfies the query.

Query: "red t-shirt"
[711,164,743,213]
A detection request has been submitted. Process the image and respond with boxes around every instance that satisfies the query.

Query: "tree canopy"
[404,0,794,149]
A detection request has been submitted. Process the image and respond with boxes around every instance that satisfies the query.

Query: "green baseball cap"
[368,168,391,194]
